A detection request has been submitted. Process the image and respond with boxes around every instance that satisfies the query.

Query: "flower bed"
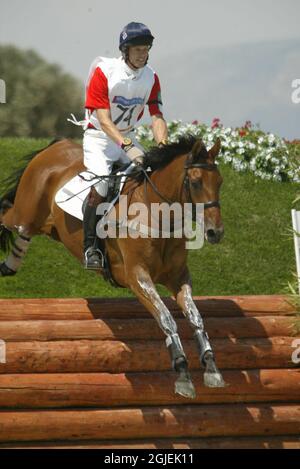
[136,119,300,183]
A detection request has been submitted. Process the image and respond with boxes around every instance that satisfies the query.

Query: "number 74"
[114,104,136,126]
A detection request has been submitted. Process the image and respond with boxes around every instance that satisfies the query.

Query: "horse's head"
[185,138,224,244]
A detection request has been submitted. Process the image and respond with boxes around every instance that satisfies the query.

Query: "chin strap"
[123,49,149,68]
[127,58,140,70]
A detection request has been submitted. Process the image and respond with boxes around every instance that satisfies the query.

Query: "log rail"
[0,295,299,449]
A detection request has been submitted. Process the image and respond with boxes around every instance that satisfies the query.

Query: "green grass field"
[0,138,298,298]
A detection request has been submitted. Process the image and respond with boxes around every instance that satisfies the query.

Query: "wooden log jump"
[0,337,297,373]
[0,294,295,320]
[0,404,299,443]
[0,294,299,448]
[0,369,299,408]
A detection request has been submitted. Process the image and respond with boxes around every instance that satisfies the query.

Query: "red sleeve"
[147,73,163,116]
[85,67,110,110]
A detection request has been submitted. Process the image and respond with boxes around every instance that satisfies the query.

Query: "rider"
[82,21,168,270]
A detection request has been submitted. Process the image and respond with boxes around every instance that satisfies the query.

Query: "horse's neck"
[150,154,186,202]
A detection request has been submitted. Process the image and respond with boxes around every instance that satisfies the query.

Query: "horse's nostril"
[207,229,216,238]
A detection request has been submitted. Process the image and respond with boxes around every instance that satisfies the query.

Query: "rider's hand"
[121,138,145,165]
[132,154,144,166]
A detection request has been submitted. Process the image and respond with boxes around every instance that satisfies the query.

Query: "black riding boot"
[83,204,104,270]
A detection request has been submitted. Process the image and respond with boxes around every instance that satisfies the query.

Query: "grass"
[0,137,298,298]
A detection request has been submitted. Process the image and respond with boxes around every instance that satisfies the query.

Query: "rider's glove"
[121,138,144,166]
[132,154,144,166]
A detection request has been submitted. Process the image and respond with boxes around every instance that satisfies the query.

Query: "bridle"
[183,159,221,211]
[142,152,221,217]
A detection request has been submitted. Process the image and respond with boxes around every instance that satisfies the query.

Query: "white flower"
[268,133,275,143]
[136,120,295,184]
[224,155,233,163]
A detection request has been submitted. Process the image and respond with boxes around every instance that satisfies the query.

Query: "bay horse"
[0,135,225,398]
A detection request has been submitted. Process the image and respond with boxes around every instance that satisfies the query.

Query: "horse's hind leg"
[0,174,55,276]
[0,207,33,276]
[127,264,196,399]
[166,268,225,388]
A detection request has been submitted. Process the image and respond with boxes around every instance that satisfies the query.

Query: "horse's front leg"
[128,265,196,399]
[167,269,225,388]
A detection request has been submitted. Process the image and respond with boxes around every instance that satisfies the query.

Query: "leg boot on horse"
[83,186,105,270]
[126,264,196,399]
[167,272,226,389]
[166,332,196,398]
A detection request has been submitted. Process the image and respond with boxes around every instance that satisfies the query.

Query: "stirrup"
[84,247,104,270]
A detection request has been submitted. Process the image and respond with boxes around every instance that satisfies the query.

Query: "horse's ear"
[191,139,204,156]
[208,138,221,161]
[191,139,208,161]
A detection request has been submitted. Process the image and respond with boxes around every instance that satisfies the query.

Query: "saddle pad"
[55,166,133,221]
[54,172,95,221]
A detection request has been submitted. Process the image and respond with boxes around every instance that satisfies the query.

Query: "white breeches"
[83,128,144,197]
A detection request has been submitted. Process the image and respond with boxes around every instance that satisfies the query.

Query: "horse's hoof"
[204,371,226,388]
[175,378,196,399]
[0,262,16,277]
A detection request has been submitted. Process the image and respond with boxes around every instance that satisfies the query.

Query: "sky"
[1,0,300,138]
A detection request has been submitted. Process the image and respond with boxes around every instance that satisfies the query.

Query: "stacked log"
[0,295,299,448]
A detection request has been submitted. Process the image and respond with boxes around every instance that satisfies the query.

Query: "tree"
[0,45,84,138]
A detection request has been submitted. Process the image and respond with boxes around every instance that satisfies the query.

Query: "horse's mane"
[143,134,199,171]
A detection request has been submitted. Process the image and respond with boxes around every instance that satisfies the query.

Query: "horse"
[0,135,225,398]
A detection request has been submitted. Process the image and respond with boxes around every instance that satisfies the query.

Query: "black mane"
[143,135,198,171]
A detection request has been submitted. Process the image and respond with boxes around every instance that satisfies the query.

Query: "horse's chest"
[150,239,187,281]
